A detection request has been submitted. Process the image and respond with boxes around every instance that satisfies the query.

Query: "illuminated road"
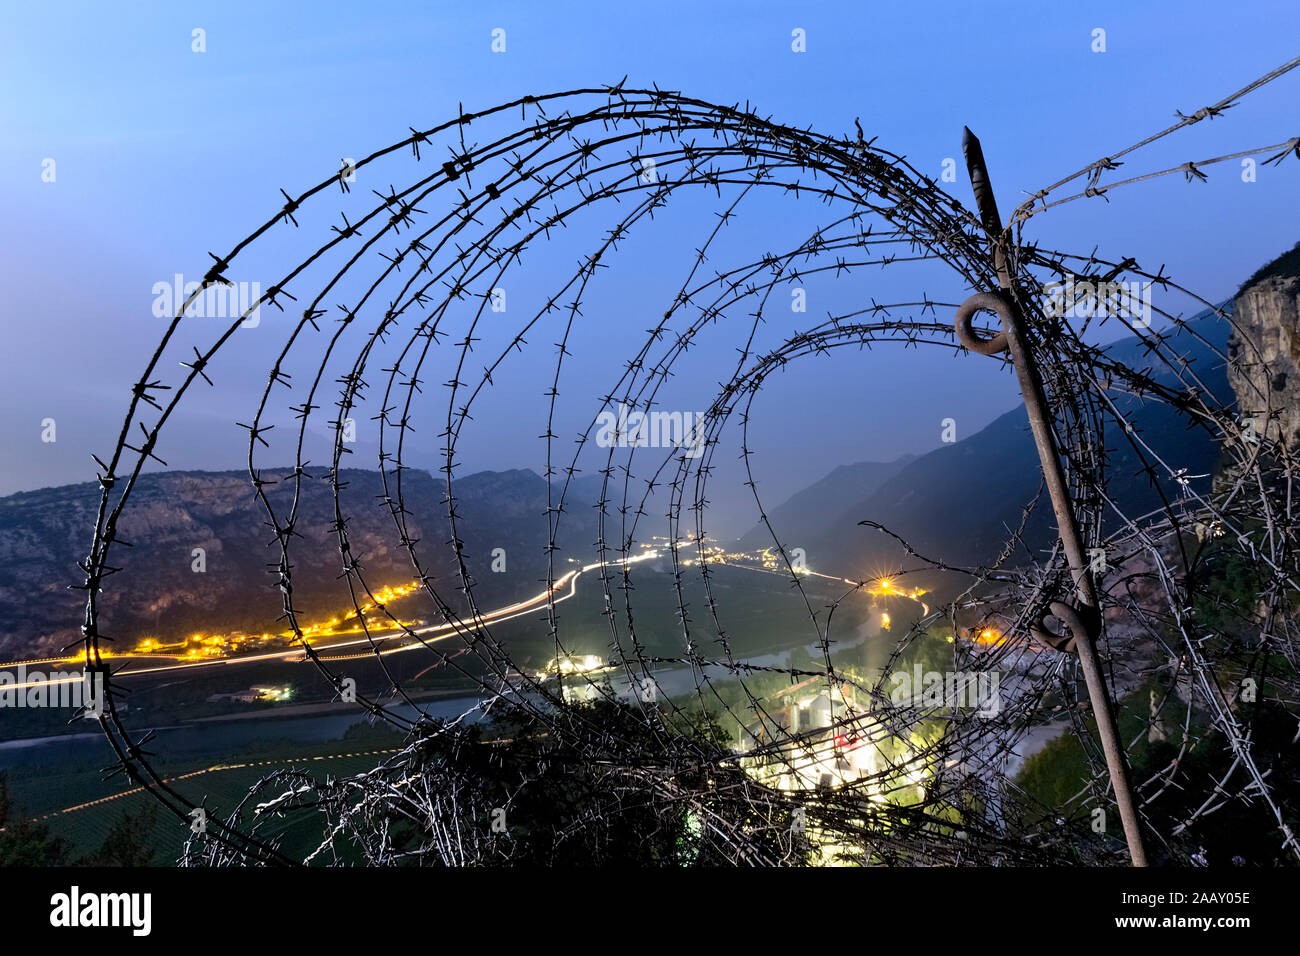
[0,552,659,688]
[731,561,932,617]
[0,553,935,836]
[3,747,405,828]
[0,550,929,688]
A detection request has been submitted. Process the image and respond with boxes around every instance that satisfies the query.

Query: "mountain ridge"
[754,305,1233,583]
[0,465,598,658]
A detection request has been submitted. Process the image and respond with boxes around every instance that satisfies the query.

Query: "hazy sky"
[3,0,1299,536]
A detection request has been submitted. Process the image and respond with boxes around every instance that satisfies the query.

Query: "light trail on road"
[0,552,655,688]
[0,550,931,688]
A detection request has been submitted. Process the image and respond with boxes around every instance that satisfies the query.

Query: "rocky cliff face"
[0,467,598,659]
[1227,244,1300,445]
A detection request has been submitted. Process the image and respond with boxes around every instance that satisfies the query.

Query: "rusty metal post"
[957,127,1149,867]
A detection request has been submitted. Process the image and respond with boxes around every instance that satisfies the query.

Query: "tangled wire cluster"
[79,61,1300,866]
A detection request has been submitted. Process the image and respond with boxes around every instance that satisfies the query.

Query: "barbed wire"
[1009,53,1300,225]
[77,60,1300,866]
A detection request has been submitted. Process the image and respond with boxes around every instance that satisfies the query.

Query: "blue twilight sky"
[2,0,1298,536]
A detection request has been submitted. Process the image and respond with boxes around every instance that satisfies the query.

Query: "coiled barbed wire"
[77,64,1300,866]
